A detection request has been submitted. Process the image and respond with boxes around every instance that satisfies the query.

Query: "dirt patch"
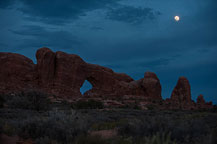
[0,134,33,144]
[89,129,118,139]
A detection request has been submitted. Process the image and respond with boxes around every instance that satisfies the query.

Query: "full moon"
[174,16,180,21]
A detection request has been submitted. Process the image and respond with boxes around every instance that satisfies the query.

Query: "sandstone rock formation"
[36,48,88,98]
[142,72,162,100]
[0,47,213,109]
[0,52,36,93]
[197,94,206,104]
[171,77,192,103]
[196,94,213,109]
[167,77,196,110]
[0,48,161,100]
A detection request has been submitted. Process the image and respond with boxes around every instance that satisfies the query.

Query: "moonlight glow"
[174,16,180,21]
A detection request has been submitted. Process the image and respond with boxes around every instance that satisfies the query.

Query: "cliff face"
[0,47,213,109]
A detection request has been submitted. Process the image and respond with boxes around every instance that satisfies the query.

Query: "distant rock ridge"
[0,47,213,110]
[196,94,213,109]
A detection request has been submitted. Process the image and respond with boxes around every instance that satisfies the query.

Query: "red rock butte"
[0,47,213,110]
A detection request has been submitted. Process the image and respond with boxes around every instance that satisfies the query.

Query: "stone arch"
[79,76,101,96]
[86,76,98,88]
[80,80,93,95]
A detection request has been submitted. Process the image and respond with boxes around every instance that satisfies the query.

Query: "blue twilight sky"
[0,0,217,104]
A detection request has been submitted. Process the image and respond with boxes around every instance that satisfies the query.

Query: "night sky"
[0,0,216,104]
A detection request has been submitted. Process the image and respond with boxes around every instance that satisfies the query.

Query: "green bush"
[72,99,104,109]
[7,90,50,111]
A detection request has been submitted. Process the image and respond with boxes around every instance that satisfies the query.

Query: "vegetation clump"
[6,90,50,111]
[72,99,104,109]
[0,94,217,144]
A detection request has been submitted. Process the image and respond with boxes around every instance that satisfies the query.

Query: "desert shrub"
[138,132,176,144]
[35,137,60,144]
[75,135,134,144]
[2,123,16,136]
[146,104,156,110]
[117,113,216,144]
[75,135,108,144]
[118,119,143,137]
[133,104,141,110]
[75,134,175,144]
[91,121,118,131]
[6,90,50,111]
[17,110,90,143]
[118,117,169,137]
[205,127,217,144]
[50,100,72,111]
[0,107,216,144]
[72,99,104,109]
[113,137,133,144]
[0,94,5,108]
[169,118,210,143]
[0,119,3,134]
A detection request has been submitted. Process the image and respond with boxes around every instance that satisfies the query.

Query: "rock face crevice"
[0,47,213,109]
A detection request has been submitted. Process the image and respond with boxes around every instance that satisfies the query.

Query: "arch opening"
[80,80,93,95]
